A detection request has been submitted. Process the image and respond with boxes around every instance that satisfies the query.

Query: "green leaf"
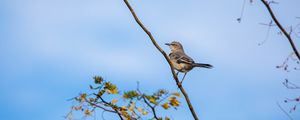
[93,76,103,84]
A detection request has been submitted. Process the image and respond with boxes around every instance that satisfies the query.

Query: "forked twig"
[261,0,300,61]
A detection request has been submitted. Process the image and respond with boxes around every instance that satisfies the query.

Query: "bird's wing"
[169,52,180,59]
[170,52,194,64]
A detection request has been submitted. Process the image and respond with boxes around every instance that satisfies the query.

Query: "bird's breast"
[171,59,192,72]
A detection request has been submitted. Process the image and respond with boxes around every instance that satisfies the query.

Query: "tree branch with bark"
[259,1,300,119]
[123,0,200,120]
[261,0,300,61]
[66,76,181,120]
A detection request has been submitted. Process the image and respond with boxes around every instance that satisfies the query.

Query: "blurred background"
[0,0,299,120]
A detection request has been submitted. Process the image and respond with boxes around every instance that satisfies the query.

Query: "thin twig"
[261,0,300,61]
[276,102,294,120]
[283,79,300,89]
[136,83,159,120]
[237,0,247,23]
[98,97,124,120]
[154,94,172,108]
[293,22,300,38]
[101,110,107,120]
[142,95,159,120]
[258,20,275,46]
[85,98,117,113]
[276,52,295,72]
[123,0,200,119]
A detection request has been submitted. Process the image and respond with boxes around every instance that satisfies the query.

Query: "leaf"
[93,76,103,84]
[165,117,170,120]
[121,106,127,110]
[172,92,181,97]
[123,90,139,99]
[137,107,143,112]
[84,109,92,116]
[158,89,167,95]
[161,102,170,110]
[107,89,118,94]
[149,97,156,103]
[128,102,136,112]
[80,93,87,102]
[142,111,148,115]
[121,111,130,119]
[169,97,180,107]
[111,99,118,104]
[146,96,158,105]
[105,82,118,94]
[129,107,134,111]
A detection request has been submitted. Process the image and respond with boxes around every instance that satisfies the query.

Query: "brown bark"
[123,0,200,120]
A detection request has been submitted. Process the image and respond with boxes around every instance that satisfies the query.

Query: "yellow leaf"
[84,109,92,116]
[111,99,118,104]
[121,106,127,110]
[105,82,118,94]
[93,76,103,84]
[106,88,118,94]
[165,117,170,120]
[121,111,130,119]
[149,98,155,103]
[128,102,135,111]
[129,107,134,111]
[137,107,143,112]
[161,102,170,110]
[80,93,87,102]
[123,91,139,99]
[172,92,181,97]
[142,111,148,115]
[148,97,157,104]
[123,94,129,99]
[169,97,180,107]
[111,88,118,94]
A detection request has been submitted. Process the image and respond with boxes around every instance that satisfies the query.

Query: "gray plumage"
[165,41,213,73]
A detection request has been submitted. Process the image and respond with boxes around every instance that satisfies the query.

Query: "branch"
[277,102,294,120]
[123,0,199,120]
[283,79,300,89]
[142,95,159,120]
[261,0,300,61]
[136,83,159,120]
[98,97,124,120]
[84,97,117,113]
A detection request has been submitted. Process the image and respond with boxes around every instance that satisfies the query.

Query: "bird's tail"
[192,63,213,69]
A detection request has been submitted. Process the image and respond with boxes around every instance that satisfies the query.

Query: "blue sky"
[0,0,300,120]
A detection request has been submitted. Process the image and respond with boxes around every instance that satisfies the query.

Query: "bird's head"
[165,41,184,52]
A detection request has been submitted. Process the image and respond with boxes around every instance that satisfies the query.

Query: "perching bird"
[165,41,212,83]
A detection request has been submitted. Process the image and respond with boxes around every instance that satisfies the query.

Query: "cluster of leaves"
[66,76,182,120]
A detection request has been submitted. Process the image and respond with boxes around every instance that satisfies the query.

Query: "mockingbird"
[165,41,213,83]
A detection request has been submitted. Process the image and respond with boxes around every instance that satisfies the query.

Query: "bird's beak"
[165,43,171,46]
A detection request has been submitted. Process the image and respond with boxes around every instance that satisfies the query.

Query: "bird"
[165,41,213,83]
